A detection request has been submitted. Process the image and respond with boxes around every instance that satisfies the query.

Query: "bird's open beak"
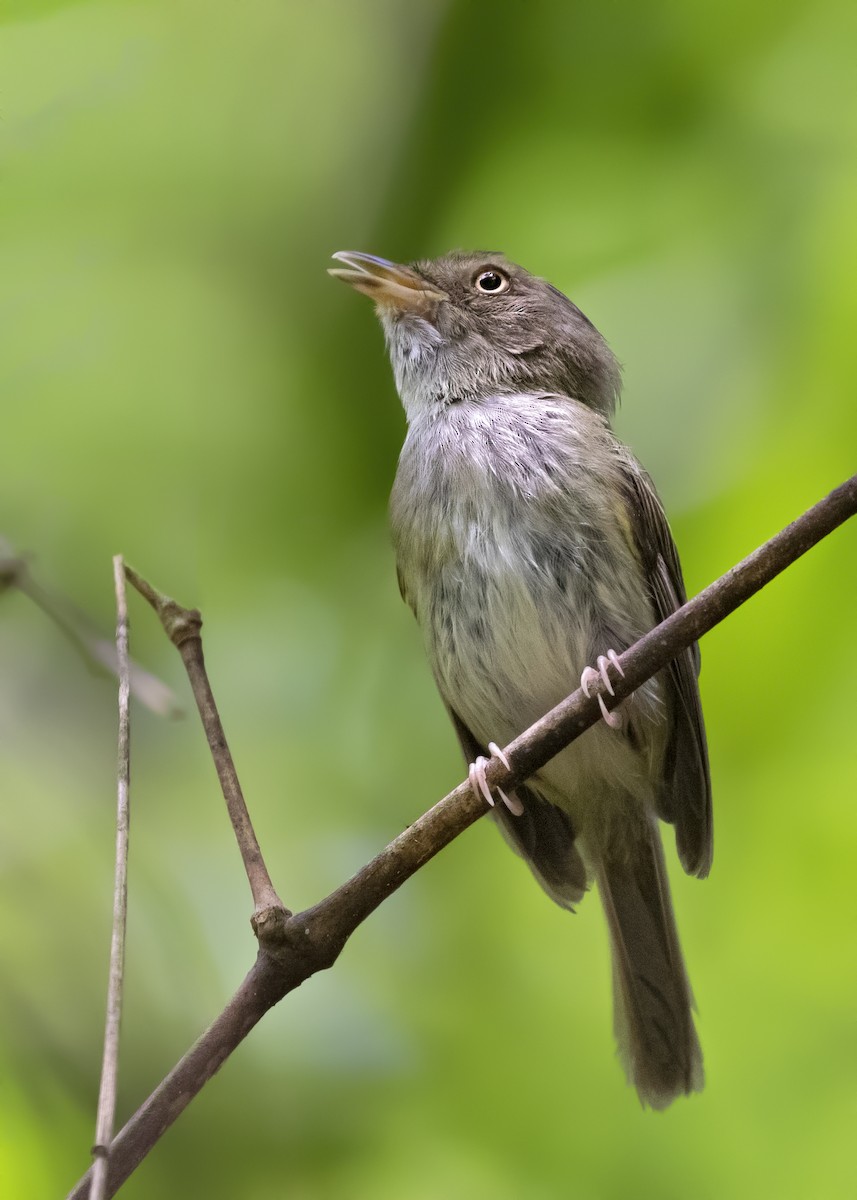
[328,251,446,314]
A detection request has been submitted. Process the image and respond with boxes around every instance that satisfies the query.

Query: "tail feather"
[596,820,703,1109]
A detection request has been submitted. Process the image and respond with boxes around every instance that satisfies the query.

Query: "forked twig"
[123,566,285,921]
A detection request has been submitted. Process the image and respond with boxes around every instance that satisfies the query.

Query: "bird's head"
[329,250,620,420]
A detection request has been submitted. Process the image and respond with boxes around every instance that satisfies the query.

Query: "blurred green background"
[2,1,856,1197]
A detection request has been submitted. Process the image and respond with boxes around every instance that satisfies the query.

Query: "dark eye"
[474,269,509,294]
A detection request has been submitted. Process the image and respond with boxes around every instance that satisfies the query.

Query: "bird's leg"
[469,741,524,816]
[580,650,626,729]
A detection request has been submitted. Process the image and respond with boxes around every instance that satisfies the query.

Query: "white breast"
[390,392,665,835]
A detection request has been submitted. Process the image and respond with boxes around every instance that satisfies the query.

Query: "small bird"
[329,250,712,1108]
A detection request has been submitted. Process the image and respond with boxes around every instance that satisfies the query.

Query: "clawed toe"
[599,700,623,729]
[606,649,625,677]
[496,786,524,816]
[487,741,511,770]
[469,756,495,807]
[580,650,625,729]
[469,743,522,815]
[580,665,600,696]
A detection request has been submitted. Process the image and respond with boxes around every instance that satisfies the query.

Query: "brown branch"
[122,566,284,918]
[90,558,133,1200]
[67,473,857,1199]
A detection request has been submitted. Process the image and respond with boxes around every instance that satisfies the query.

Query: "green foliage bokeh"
[1,1,856,1197]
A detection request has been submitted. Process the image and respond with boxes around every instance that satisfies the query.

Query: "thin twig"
[89,557,133,1200]
[67,474,857,1199]
[123,566,285,919]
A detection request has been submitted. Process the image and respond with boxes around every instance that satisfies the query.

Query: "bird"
[329,249,712,1109]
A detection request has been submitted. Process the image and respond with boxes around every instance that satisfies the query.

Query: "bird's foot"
[469,741,523,816]
[580,650,626,730]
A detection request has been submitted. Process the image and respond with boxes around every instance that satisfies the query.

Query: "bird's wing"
[616,452,713,878]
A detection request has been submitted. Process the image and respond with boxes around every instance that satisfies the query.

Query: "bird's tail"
[595,818,703,1109]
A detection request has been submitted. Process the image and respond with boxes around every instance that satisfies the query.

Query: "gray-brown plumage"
[329,249,712,1108]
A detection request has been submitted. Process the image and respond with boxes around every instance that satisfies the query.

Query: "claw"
[581,650,625,729]
[596,655,615,695]
[497,787,524,816]
[580,665,599,697]
[487,741,511,771]
[469,757,495,807]
[469,743,521,815]
[606,649,625,677]
[598,694,623,729]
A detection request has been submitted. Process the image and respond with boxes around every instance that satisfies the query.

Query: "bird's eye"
[474,269,509,294]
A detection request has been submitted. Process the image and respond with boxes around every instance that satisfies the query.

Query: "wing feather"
[617,455,713,877]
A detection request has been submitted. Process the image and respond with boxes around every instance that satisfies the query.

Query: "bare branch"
[123,565,285,919]
[67,474,857,1199]
[90,557,133,1200]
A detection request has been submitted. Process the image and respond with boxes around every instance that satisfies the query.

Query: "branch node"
[162,602,202,649]
[251,904,292,955]
[124,564,203,648]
